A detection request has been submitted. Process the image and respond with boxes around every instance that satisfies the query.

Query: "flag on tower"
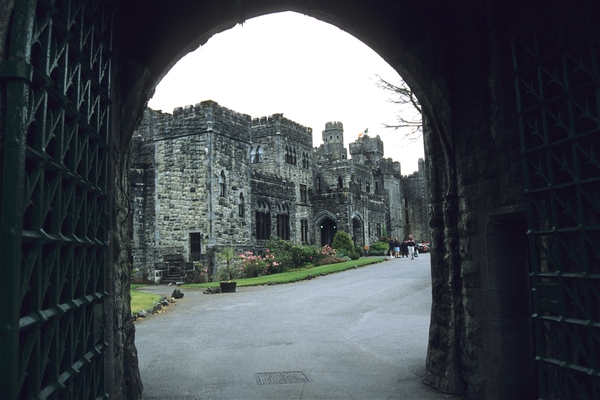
[358,128,369,138]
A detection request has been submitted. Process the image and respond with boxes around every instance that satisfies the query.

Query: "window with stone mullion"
[277,214,290,240]
[300,185,307,203]
[256,211,271,240]
[301,219,308,243]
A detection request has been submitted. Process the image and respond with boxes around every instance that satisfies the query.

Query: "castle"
[130,100,429,281]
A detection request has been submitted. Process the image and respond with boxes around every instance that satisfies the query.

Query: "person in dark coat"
[388,238,394,258]
[401,239,409,258]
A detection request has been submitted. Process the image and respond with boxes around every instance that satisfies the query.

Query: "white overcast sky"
[148,12,424,174]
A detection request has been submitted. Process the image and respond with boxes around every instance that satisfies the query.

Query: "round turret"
[322,121,344,144]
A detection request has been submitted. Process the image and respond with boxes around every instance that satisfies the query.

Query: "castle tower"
[319,121,348,161]
[349,134,384,165]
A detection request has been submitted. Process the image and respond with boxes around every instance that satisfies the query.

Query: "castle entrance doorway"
[352,217,363,249]
[320,218,337,246]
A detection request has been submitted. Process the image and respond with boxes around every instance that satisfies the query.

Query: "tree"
[376,75,423,143]
[332,231,354,254]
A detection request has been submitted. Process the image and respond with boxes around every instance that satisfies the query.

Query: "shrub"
[289,245,319,268]
[318,256,345,266]
[265,237,293,270]
[370,240,390,256]
[319,245,336,258]
[239,251,267,277]
[190,262,209,283]
[263,249,284,274]
[332,231,354,254]
[266,237,330,270]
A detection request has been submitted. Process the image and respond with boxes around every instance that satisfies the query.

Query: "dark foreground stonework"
[2,2,599,399]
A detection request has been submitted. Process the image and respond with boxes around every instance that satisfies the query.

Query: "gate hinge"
[0,60,32,83]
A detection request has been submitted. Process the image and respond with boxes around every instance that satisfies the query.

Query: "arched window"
[256,200,271,240]
[219,170,226,197]
[257,145,263,163]
[238,193,245,218]
[276,202,290,240]
[292,148,297,165]
[285,146,290,164]
[250,147,257,163]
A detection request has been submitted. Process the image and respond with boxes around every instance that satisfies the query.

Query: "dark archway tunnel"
[1,1,599,399]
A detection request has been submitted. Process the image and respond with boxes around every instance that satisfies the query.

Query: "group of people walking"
[389,236,417,259]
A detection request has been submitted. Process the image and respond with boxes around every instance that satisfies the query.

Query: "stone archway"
[3,2,599,399]
[351,215,364,249]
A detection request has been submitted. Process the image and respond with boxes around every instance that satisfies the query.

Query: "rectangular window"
[256,212,271,240]
[376,223,382,238]
[301,219,309,243]
[277,214,290,240]
[190,232,201,261]
[300,184,307,203]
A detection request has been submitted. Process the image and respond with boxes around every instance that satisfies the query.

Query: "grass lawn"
[130,284,163,314]
[183,257,385,289]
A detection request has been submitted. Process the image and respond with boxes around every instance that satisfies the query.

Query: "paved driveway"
[135,254,455,399]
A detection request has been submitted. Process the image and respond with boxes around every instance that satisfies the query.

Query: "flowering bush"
[239,250,282,277]
[191,262,210,283]
[239,251,266,277]
[320,245,337,257]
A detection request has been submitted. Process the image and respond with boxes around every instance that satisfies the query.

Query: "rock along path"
[135,254,457,399]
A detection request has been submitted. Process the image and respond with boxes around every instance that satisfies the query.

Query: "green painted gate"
[0,0,112,398]
[513,2,600,398]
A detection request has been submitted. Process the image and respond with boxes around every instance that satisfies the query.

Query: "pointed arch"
[219,170,226,197]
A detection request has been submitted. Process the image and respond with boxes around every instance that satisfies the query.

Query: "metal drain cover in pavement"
[255,371,311,385]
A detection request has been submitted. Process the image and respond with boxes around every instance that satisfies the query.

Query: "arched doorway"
[352,216,363,249]
[320,218,337,246]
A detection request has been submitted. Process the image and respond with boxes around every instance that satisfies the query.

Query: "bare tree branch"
[376,75,422,142]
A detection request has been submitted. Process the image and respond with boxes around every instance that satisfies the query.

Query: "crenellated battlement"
[349,134,384,156]
[324,121,344,130]
[251,113,313,146]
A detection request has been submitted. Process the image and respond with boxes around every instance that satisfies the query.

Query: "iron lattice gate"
[0,0,112,398]
[512,2,600,399]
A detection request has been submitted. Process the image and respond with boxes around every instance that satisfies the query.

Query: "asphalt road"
[134,253,456,399]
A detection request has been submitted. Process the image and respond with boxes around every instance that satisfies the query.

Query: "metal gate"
[513,2,600,398]
[0,0,112,398]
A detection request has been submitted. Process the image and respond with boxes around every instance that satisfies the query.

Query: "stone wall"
[402,158,430,243]
[130,103,429,277]
[130,102,253,277]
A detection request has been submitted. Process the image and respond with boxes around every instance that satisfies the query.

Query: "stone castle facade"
[130,100,429,279]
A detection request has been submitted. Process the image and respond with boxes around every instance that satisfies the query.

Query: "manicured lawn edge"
[182,257,386,289]
[130,285,163,314]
